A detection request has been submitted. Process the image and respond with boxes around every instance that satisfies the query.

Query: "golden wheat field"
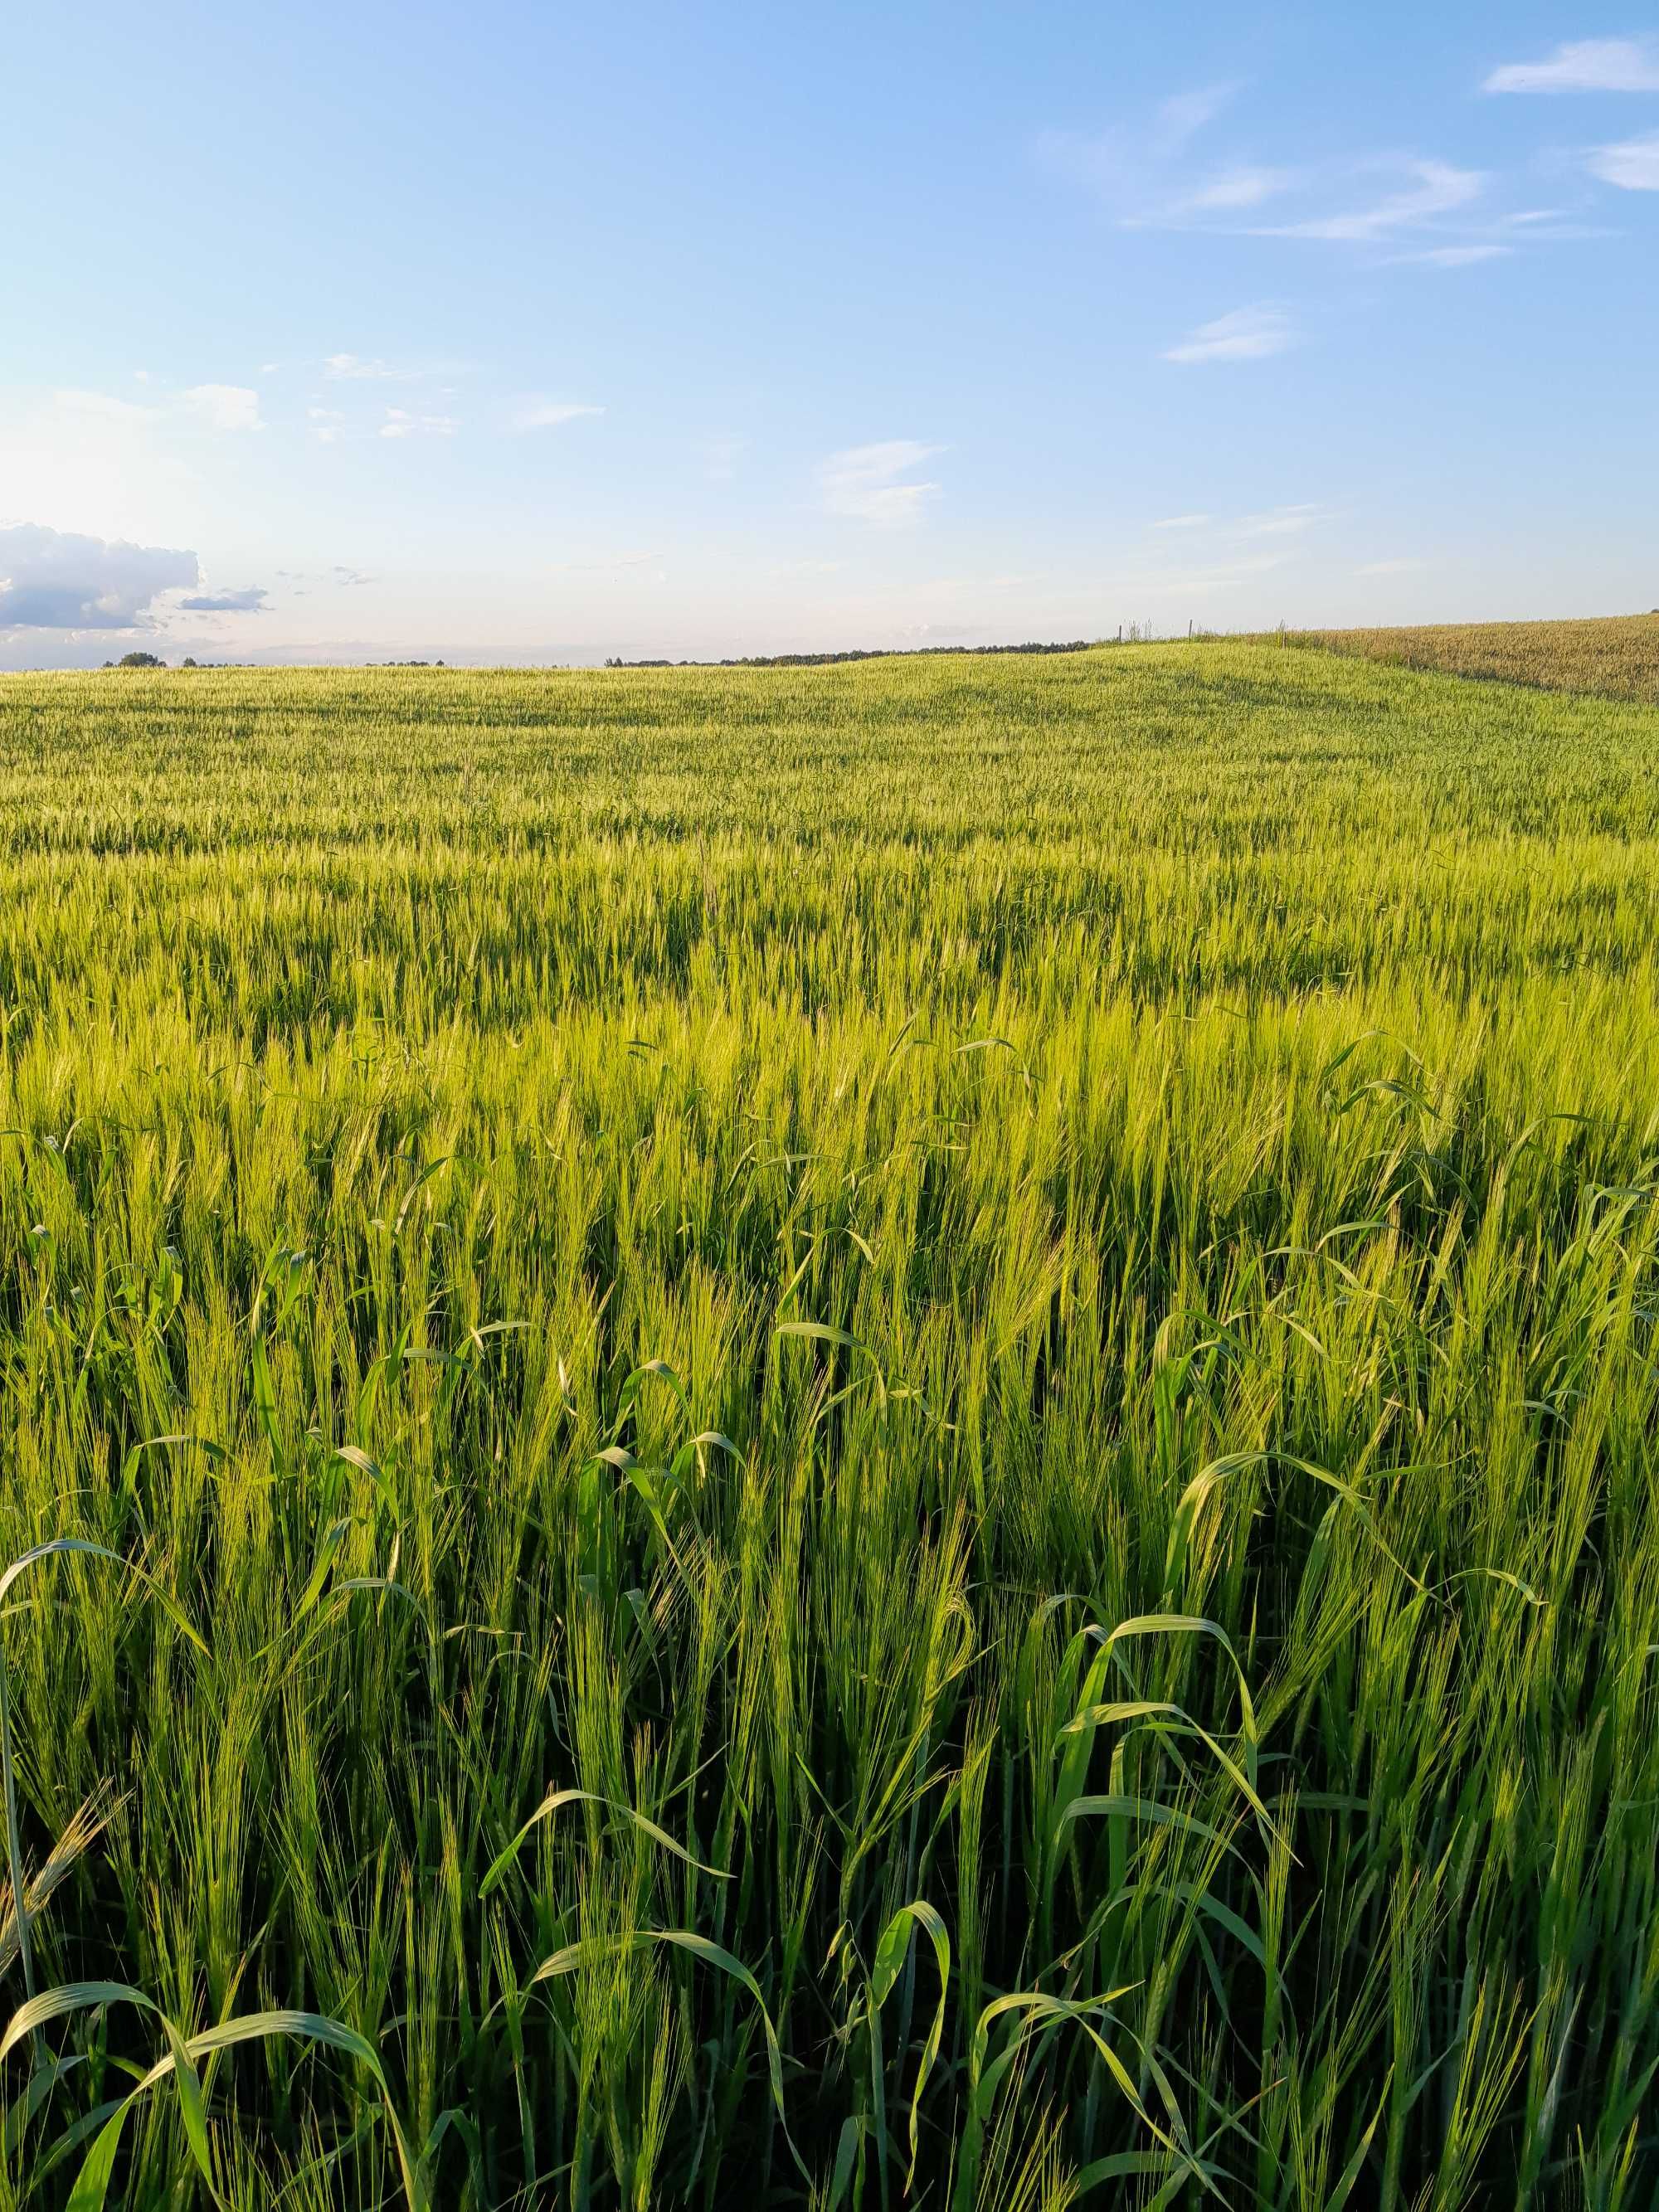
[1274,611,1659,704]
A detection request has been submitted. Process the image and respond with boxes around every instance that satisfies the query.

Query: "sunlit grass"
[0,644,1653,2206]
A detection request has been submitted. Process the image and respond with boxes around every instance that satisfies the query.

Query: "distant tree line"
[97,656,450,671]
[601,639,1101,670]
[100,653,217,668]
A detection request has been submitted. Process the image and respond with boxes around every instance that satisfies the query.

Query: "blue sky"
[3,2,1657,665]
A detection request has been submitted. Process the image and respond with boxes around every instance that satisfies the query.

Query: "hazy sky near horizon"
[4,2,1657,667]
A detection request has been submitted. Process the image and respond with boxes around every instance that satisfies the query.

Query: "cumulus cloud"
[1588,131,1659,189]
[1484,39,1659,94]
[1163,306,1294,364]
[0,523,197,631]
[818,440,944,525]
[511,398,604,432]
[176,586,268,613]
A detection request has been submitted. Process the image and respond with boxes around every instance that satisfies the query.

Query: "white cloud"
[1039,83,1280,226]
[510,398,605,432]
[1044,93,1484,248]
[1149,505,1325,537]
[1254,158,1483,241]
[1356,557,1428,576]
[54,387,151,424]
[379,408,459,439]
[818,440,944,525]
[51,382,260,434]
[1233,503,1325,537]
[0,522,197,631]
[1170,165,1298,212]
[1151,84,1237,155]
[181,384,263,432]
[1163,306,1294,365]
[325,353,425,381]
[1389,243,1512,266]
[1588,131,1659,189]
[178,585,269,613]
[1485,38,1659,94]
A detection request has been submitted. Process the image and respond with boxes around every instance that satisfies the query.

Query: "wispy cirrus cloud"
[324,353,429,382]
[1588,131,1659,188]
[1042,85,1499,253]
[818,441,944,525]
[1039,83,1302,227]
[1251,158,1484,241]
[1484,38,1659,94]
[379,408,458,440]
[1043,84,1539,265]
[1163,165,1299,216]
[1163,305,1294,365]
[1144,504,1328,540]
[510,398,604,432]
[1234,503,1326,537]
[1150,84,1238,154]
[1387,242,1511,266]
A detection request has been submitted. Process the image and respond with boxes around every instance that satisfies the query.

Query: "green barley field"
[0,642,1655,2210]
